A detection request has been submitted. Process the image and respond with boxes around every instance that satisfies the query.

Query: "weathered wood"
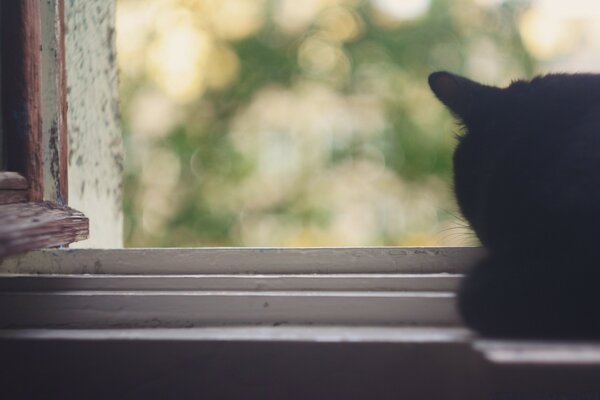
[40,0,68,204]
[0,172,28,190]
[1,1,43,201]
[65,1,123,247]
[0,190,28,205]
[0,202,88,258]
[0,247,485,275]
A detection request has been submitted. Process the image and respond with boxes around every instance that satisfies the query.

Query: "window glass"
[117,0,590,247]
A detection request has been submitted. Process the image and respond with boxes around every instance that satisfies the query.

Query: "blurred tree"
[118,0,534,247]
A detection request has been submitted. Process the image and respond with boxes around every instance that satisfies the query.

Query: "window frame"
[0,3,597,394]
[0,0,88,259]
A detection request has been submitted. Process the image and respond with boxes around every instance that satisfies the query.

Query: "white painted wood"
[0,326,471,342]
[65,1,123,247]
[0,273,461,291]
[0,247,468,329]
[40,0,65,203]
[0,290,458,328]
[0,247,483,274]
[475,340,600,365]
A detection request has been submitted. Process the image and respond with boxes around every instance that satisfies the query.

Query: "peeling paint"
[64,1,123,247]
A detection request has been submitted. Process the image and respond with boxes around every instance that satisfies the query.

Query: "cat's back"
[499,74,600,249]
[446,73,600,251]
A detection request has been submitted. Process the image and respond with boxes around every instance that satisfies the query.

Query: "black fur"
[428,71,600,338]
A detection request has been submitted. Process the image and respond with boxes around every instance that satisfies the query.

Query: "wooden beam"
[22,0,43,201]
[0,202,88,258]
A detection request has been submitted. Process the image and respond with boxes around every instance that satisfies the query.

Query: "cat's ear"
[428,71,486,120]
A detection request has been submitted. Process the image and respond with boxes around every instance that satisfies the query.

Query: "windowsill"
[2,247,600,397]
[0,246,485,274]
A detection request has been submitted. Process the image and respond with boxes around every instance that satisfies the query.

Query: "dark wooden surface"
[2,1,43,201]
[1,336,600,399]
[0,202,88,258]
[0,338,487,400]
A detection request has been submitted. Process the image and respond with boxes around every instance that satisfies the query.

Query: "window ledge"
[1,247,600,397]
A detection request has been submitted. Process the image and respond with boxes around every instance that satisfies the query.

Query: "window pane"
[117,0,537,247]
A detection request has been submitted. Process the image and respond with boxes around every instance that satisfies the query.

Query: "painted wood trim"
[475,339,600,365]
[57,0,68,203]
[0,290,458,329]
[40,0,68,204]
[5,326,600,367]
[0,273,461,292]
[0,202,88,258]
[0,247,485,274]
[0,326,471,343]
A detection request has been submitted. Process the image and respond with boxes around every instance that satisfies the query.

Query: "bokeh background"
[116,0,599,247]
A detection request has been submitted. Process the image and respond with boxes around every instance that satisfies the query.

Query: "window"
[0,3,596,398]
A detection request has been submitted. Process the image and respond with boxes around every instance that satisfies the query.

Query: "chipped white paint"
[64,0,123,247]
[40,0,64,203]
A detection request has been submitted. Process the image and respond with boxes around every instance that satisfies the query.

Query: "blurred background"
[116,0,599,247]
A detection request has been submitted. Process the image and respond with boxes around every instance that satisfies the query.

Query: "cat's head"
[428,71,600,248]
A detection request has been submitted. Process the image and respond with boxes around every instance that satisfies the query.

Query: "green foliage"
[120,0,534,246]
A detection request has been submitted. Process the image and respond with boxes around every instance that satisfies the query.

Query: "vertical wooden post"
[1,1,43,201]
[57,0,69,204]
[18,0,42,202]
[40,0,69,205]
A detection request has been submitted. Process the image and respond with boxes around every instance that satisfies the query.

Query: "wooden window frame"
[0,0,88,259]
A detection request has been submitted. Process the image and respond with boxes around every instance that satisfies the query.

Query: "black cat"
[428,71,600,338]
